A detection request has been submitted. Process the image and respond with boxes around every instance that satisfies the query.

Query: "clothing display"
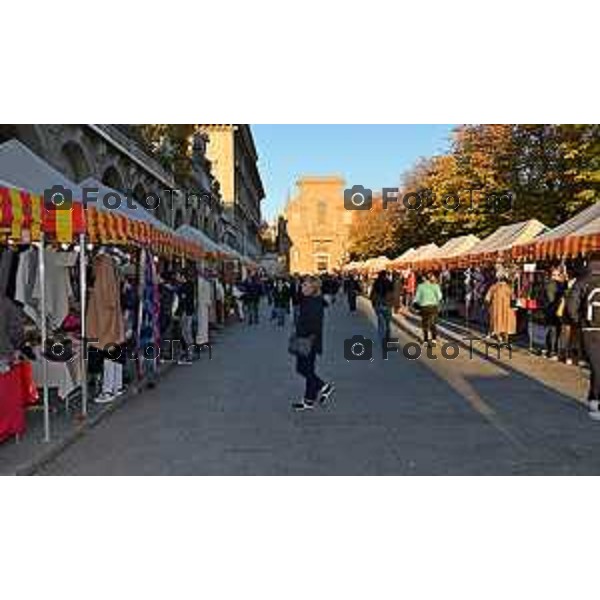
[31,248,77,330]
[102,358,123,397]
[138,250,161,380]
[31,344,81,399]
[0,361,38,443]
[87,253,125,350]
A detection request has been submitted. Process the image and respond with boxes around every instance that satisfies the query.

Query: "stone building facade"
[200,125,265,258]
[285,176,354,274]
[0,124,219,235]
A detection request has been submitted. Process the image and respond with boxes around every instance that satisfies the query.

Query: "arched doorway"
[61,141,91,183]
[102,165,124,191]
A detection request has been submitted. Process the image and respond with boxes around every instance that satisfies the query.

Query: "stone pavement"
[36,296,600,475]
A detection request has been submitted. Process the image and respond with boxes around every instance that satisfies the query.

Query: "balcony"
[89,124,175,187]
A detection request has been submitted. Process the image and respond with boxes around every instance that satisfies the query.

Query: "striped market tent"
[399,243,439,268]
[513,201,600,261]
[0,139,203,258]
[459,219,548,266]
[0,139,86,243]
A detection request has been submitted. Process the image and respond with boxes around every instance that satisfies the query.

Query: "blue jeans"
[274,307,287,327]
[375,305,391,342]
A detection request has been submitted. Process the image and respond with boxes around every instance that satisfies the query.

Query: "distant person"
[272,278,291,327]
[414,272,443,346]
[543,267,566,360]
[290,275,303,325]
[484,276,516,344]
[291,276,334,411]
[370,270,394,345]
[560,269,582,365]
[392,272,403,314]
[175,271,196,365]
[346,273,362,313]
[567,252,600,420]
[243,275,261,325]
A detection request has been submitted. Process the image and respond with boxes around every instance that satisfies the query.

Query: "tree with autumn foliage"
[348,124,600,259]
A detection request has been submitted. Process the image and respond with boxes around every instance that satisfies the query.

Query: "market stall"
[0,139,205,443]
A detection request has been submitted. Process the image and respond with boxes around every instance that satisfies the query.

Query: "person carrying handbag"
[289,276,334,411]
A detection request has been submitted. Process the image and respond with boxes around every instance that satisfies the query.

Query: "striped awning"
[0,185,86,243]
[0,184,203,259]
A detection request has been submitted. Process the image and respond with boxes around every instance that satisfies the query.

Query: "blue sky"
[252,124,456,221]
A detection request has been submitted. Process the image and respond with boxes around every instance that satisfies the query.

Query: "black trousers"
[296,351,324,402]
[420,306,438,341]
[348,292,357,312]
[582,330,600,400]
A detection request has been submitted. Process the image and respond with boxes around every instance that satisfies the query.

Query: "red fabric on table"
[0,362,38,443]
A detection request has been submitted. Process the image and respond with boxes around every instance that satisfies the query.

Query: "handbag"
[288,334,313,357]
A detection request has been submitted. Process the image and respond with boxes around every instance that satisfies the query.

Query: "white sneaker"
[588,400,600,412]
[589,409,600,421]
[565,358,574,366]
[292,399,315,411]
[318,382,335,405]
[94,393,116,404]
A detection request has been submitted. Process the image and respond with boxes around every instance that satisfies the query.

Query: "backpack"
[585,285,600,327]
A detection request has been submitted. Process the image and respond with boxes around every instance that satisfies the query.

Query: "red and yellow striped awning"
[0,184,207,259]
[0,185,86,243]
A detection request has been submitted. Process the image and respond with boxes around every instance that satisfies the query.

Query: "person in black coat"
[346,274,362,313]
[292,276,334,411]
[543,267,566,359]
[567,252,600,420]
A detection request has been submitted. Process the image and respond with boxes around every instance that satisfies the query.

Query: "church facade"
[285,176,354,274]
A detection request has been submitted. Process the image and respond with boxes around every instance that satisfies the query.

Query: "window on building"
[317,199,327,225]
[315,255,329,273]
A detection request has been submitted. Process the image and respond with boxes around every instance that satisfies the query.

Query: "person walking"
[243,275,261,325]
[290,275,303,326]
[484,276,516,344]
[543,267,566,360]
[414,272,443,345]
[567,252,600,420]
[392,272,402,315]
[272,278,291,327]
[346,273,361,313]
[370,270,394,345]
[404,270,417,310]
[291,276,334,411]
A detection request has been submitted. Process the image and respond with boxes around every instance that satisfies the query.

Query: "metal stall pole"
[79,233,88,417]
[38,233,50,443]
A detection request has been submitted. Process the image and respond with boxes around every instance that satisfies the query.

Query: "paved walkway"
[38,297,600,475]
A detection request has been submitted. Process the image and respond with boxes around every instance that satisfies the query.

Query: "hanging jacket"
[87,254,125,349]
